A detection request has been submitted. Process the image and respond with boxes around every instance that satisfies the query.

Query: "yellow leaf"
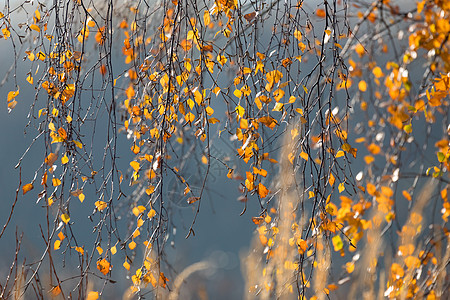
[111,246,117,255]
[61,154,69,164]
[52,178,61,186]
[30,24,40,32]
[272,102,284,111]
[205,106,214,116]
[146,186,155,195]
[273,89,285,102]
[212,86,221,95]
[123,260,131,270]
[364,155,375,164]
[332,235,343,251]
[300,151,308,161]
[346,262,355,273]
[338,182,345,193]
[72,140,82,149]
[78,193,85,203]
[235,105,245,118]
[61,213,70,224]
[217,54,227,66]
[26,74,33,84]
[147,209,156,219]
[294,29,302,41]
[203,10,210,26]
[2,27,11,39]
[95,201,107,211]
[240,118,248,129]
[54,240,61,250]
[335,150,344,158]
[96,246,103,255]
[185,112,195,123]
[26,51,35,61]
[7,89,19,102]
[372,66,384,78]
[128,240,136,250]
[130,161,140,171]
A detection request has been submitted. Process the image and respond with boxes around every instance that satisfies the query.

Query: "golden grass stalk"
[313,233,330,300]
[243,125,300,300]
[349,208,384,300]
[398,179,437,300]
[168,261,212,300]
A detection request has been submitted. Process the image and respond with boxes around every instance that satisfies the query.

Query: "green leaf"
[437,152,446,163]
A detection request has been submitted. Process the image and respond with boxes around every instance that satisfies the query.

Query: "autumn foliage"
[1,0,449,299]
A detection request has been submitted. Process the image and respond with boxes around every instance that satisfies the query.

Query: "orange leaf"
[130,161,140,171]
[86,291,99,300]
[402,190,412,201]
[329,173,335,186]
[58,127,67,140]
[95,201,107,211]
[97,258,111,275]
[244,12,256,22]
[45,153,58,166]
[316,8,326,18]
[51,285,61,296]
[252,216,264,225]
[367,143,381,155]
[258,183,269,198]
[187,196,200,204]
[22,183,34,195]
[75,246,84,255]
[258,116,277,129]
